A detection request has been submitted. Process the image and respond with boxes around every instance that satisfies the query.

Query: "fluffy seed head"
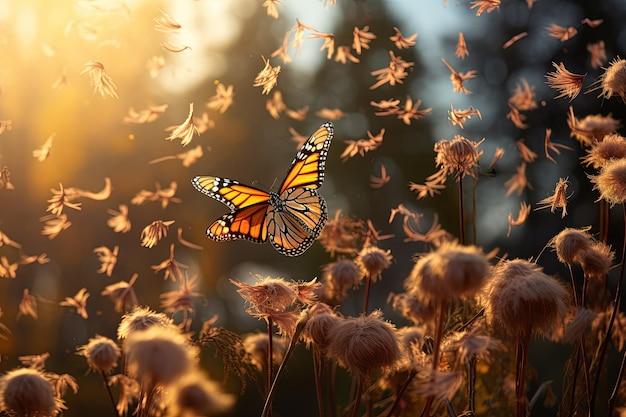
[77,335,121,374]
[357,246,392,280]
[597,58,626,101]
[117,306,174,340]
[405,242,491,303]
[590,158,626,205]
[568,107,621,147]
[582,133,626,169]
[165,371,234,417]
[0,368,63,417]
[326,311,399,379]
[302,303,341,352]
[242,333,287,372]
[322,259,364,304]
[579,241,614,280]
[485,259,569,336]
[549,227,593,265]
[389,292,435,324]
[124,326,197,386]
[231,276,296,315]
[434,135,483,179]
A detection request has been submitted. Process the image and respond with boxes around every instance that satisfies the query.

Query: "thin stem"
[515,329,531,417]
[591,204,626,414]
[313,348,326,417]
[100,371,119,417]
[606,204,626,417]
[363,273,372,315]
[266,317,274,417]
[384,369,417,417]
[467,357,476,414]
[458,178,466,245]
[350,378,364,417]
[328,361,338,417]
[421,300,447,417]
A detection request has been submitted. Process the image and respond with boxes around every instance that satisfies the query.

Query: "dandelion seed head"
[590,158,626,205]
[485,259,569,336]
[165,371,234,417]
[326,311,399,379]
[124,326,197,386]
[76,335,121,374]
[356,245,392,281]
[0,368,63,417]
[117,306,174,340]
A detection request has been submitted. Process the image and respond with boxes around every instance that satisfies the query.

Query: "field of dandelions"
[1,0,626,416]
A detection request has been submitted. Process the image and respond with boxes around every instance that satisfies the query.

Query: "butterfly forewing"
[279,122,334,194]
[192,176,270,211]
[281,188,327,233]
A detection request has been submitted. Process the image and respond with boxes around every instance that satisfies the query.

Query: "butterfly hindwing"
[279,122,334,194]
[192,176,270,212]
[207,203,269,243]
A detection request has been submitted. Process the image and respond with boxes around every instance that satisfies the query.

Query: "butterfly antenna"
[251,179,277,192]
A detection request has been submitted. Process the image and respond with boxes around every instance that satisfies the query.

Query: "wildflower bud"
[326,311,399,379]
[165,371,234,417]
[117,306,174,340]
[485,259,569,337]
[124,326,198,386]
[357,246,392,280]
[549,227,593,265]
[0,368,61,417]
[77,335,121,374]
[590,158,626,205]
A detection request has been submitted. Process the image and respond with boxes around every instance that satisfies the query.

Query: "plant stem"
[515,329,531,417]
[384,369,417,417]
[100,371,118,417]
[591,204,626,415]
[421,300,447,417]
[458,178,466,245]
[266,317,274,417]
[313,348,326,417]
[363,273,372,314]
[350,378,364,417]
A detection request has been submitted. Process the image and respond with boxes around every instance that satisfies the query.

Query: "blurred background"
[0,0,625,415]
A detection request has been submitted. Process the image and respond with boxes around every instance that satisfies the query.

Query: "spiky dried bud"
[357,246,392,280]
[117,306,174,340]
[582,133,626,169]
[590,158,626,205]
[549,227,593,265]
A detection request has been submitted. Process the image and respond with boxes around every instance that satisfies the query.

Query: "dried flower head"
[76,335,121,374]
[318,210,367,255]
[389,292,435,324]
[579,241,614,280]
[545,62,585,100]
[243,333,287,372]
[254,56,280,95]
[165,103,198,147]
[592,58,626,102]
[442,58,477,94]
[102,274,139,313]
[434,135,483,180]
[568,106,621,147]
[0,368,64,417]
[117,306,174,340]
[81,61,118,99]
[549,227,594,265]
[535,177,570,218]
[322,259,364,304]
[405,241,491,303]
[582,133,626,169]
[352,26,376,55]
[485,259,569,336]
[590,158,626,205]
[124,326,197,386]
[326,311,399,379]
[357,245,392,281]
[165,370,234,417]
[141,220,175,248]
[302,303,341,351]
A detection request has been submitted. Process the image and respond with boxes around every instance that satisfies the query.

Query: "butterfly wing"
[207,203,269,243]
[279,122,334,194]
[267,189,328,257]
[192,176,270,211]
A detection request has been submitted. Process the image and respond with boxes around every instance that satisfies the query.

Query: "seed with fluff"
[326,310,399,379]
[590,158,626,205]
[165,370,234,417]
[76,335,121,374]
[485,259,569,337]
[117,306,174,340]
[597,58,626,101]
[0,368,63,417]
[124,326,197,386]
[549,227,593,265]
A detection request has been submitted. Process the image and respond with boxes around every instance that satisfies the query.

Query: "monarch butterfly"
[192,122,333,257]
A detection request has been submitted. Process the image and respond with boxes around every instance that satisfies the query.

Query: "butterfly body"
[192,122,333,256]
